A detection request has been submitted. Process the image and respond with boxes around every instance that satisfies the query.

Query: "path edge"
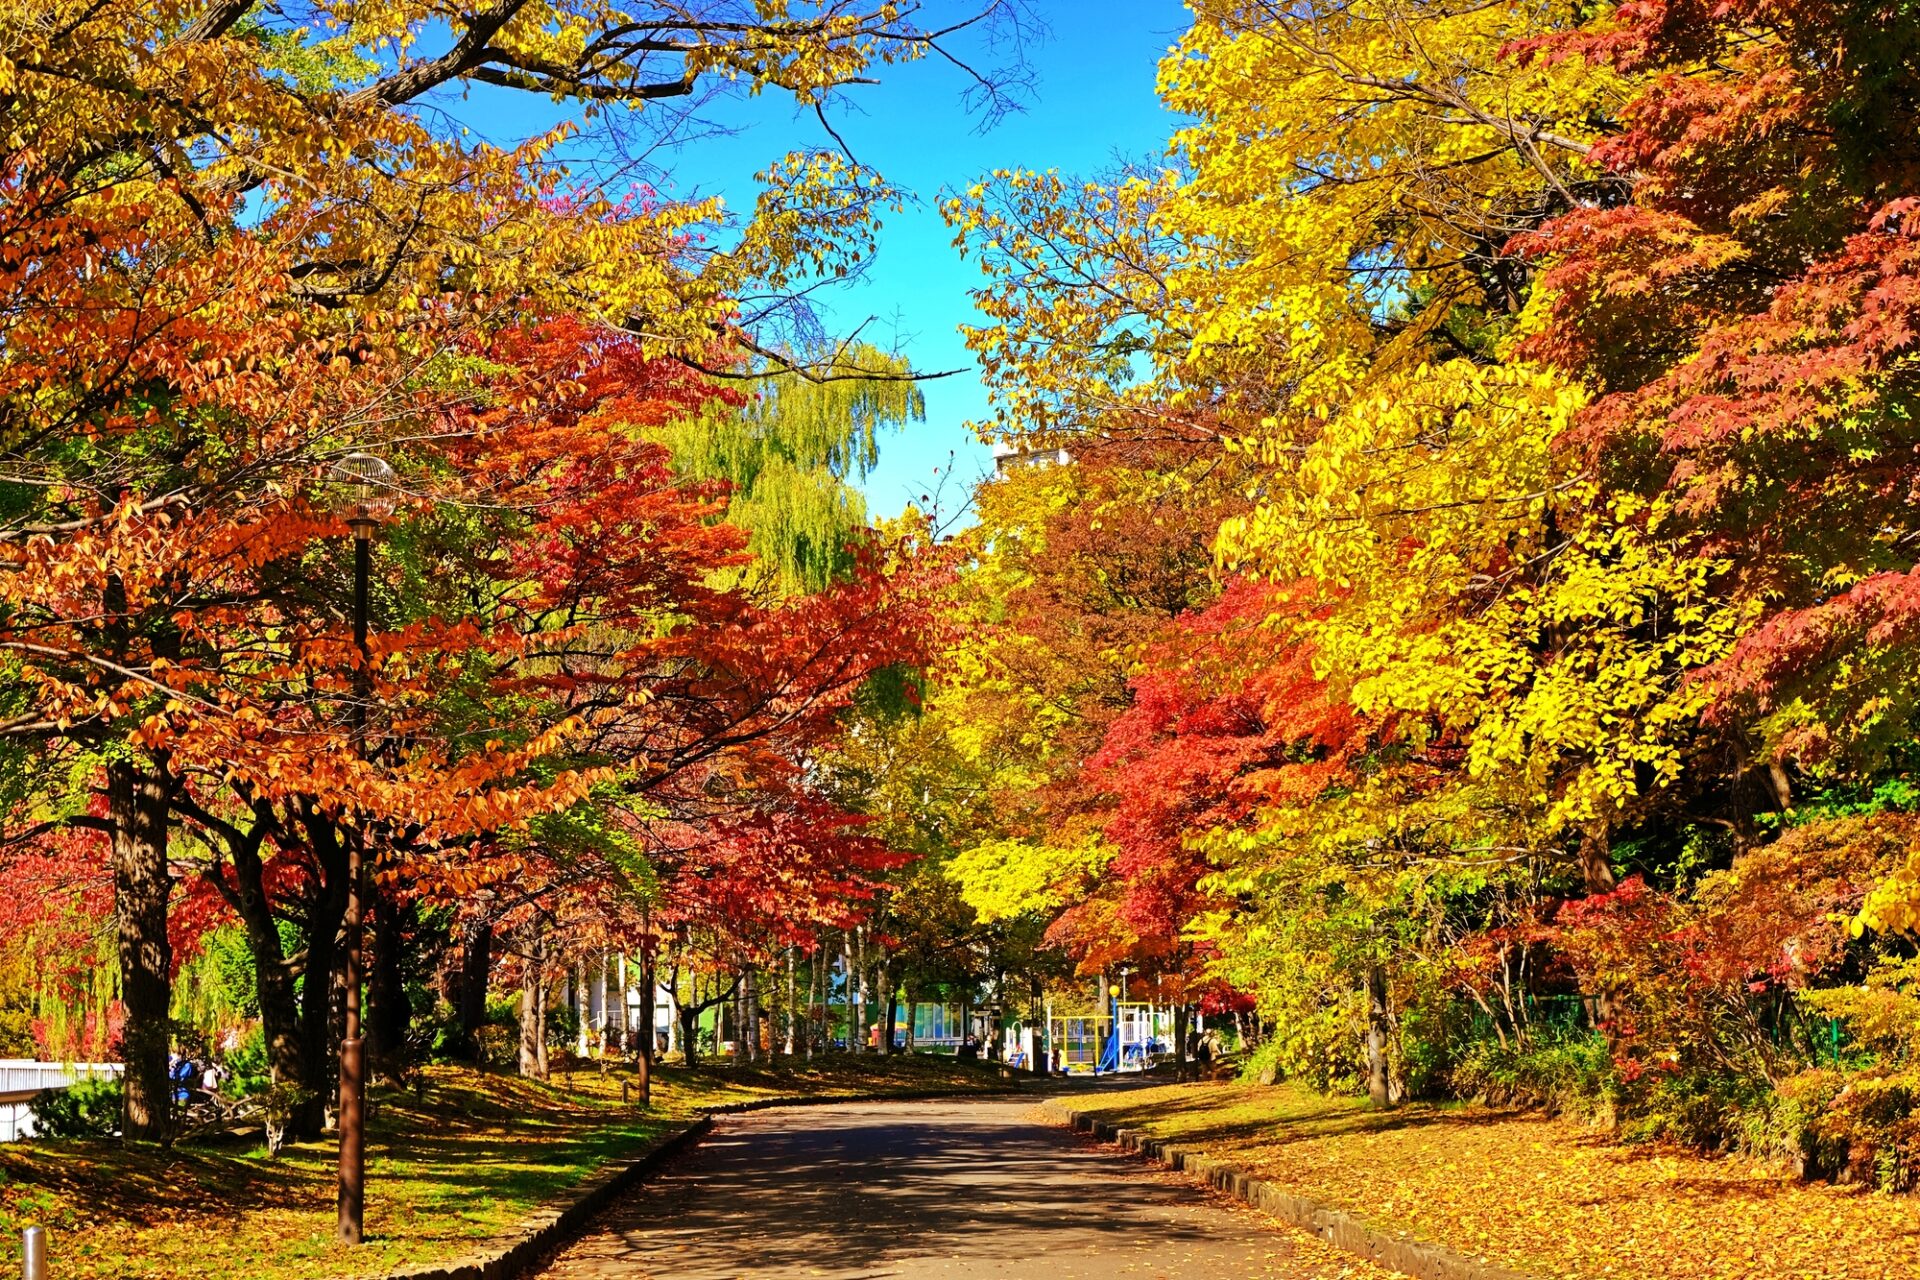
[1043,1098,1538,1280]
[374,1078,1017,1280]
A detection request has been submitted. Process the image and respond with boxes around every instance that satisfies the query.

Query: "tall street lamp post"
[330,451,396,1246]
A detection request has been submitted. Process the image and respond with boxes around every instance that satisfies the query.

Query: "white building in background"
[563,956,677,1056]
[991,439,1071,476]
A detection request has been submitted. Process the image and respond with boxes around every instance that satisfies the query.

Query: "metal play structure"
[1114,1001,1175,1071]
[1045,998,1177,1075]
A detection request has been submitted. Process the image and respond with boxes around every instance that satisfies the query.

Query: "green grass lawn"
[0,1053,1007,1280]
[1058,1079,1920,1280]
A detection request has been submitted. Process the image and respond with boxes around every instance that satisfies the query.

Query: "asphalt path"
[531,1096,1365,1279]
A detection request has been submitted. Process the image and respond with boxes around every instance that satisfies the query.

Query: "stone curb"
[1043,1100,1537,1280]
[370,1079,1017,1280]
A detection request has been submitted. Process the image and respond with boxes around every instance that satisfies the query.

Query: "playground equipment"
[1115,1001,1174,1071]
[1046,1000,1176,1075]
[1055,1016,1104,1072]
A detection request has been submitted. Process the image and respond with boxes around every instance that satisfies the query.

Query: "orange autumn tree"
[447,324,937,1087]
[1,0,1020,1137]
[143,309,716,1139]
[0,193,491,1131]
[152,309,935,1133]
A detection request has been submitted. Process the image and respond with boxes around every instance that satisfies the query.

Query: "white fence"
[0,1060,122,1141]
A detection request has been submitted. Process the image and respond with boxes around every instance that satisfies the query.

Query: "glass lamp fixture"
[330,452,397,536]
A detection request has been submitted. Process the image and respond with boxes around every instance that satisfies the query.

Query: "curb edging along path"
[1044,1099,1537,1280]
[374,1078,1016,1280]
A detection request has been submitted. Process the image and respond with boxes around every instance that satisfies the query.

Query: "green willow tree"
[655,346,924,595]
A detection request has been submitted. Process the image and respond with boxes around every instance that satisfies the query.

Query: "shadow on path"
[533,1097,1349,1279]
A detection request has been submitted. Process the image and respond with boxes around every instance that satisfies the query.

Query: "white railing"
[0,1060,122,1141]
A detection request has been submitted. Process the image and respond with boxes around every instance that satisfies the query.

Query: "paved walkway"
[533,1096,1368,1279]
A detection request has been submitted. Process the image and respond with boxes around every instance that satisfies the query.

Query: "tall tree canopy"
[928,0,1920,1175]
[0,0,1016,1138]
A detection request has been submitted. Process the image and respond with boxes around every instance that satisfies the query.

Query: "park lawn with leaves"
[0,1056,1006,1280]
[1063,1081,1920,1280]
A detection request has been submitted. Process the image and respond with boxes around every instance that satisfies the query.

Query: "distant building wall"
[990,439,1072,476]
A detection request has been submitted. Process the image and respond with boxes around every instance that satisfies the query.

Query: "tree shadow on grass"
[1,1137,315,1227]
[1087,1090,1555,1153]
[0,1065,654,1236]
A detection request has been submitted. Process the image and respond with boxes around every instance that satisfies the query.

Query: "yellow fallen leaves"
[1070,1081,1920,1280]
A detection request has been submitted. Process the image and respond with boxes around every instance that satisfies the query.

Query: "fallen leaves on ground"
[1064,1082,1920,1280]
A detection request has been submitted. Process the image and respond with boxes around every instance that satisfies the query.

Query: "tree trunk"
[590,953,607,1053]
[107,756,173,1143]
[519,922,547,1079]
[670,977,682,1057]
[989,969,1005,1062]
[740,966,754,1062]
[1031,979,1048,1078]
[1366,965,1392,1108]
[877,955,895,1055]
[1766,760,1793,812]
[903,983,918,1052]
[848,932,864,1051]
[664,964,680,1060]
[1578,823,1619,1029]
[300,885,345,1119]
[226,828,315,1147]
[729,969,745,1065]
[784,948,797,1058]
[295,806,350,1122]
[679,996,701,1071]
[536,959,549,1078]
[635,948,654,1104]
[456,917,492,1058]
[806,948,821,1061]
[611,953,627,1053]
[1174,1002,1190,1082]
[574,960,590,1057]
[1578,823,1617,896]
[746,965,761,1063]
[1094,971,1108,1070]
[852,932,868,1053]
[818,952,831,1057]
[367,890,411,1077]
[865,963,880,1053]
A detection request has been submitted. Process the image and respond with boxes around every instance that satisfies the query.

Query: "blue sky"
[446,1,1190,520]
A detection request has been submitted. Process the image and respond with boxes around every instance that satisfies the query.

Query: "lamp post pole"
[329,450,394,1248]
[339,518,372,1245]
